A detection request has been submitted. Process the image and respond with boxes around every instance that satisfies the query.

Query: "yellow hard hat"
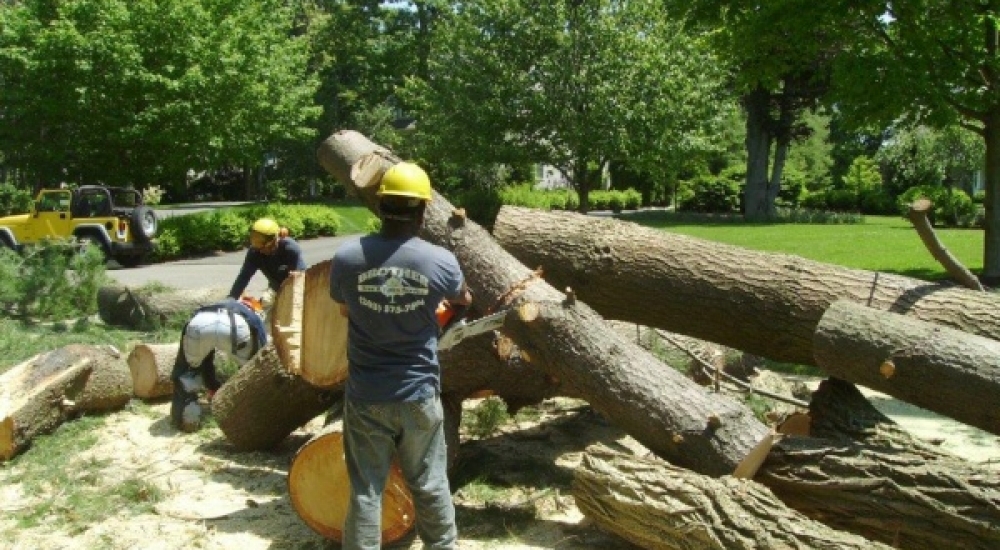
[378,162,432,201]
[250,218,280,249]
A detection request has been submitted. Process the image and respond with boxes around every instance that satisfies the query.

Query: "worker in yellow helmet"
[330,161,471,550]
[228,217,306,301]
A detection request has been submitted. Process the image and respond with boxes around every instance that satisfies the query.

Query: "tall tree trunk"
[982,105,1000,284]
[743,86,772,219]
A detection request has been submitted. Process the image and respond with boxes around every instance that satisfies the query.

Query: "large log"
[815,300,1000,435]
[98,285,228,329]
[758,378,1000,550]
[127,343,178,399]
[212,345,337,451]
[0,346,128,460]
[269,262,349,389]
[317,130,770,477]
[490,206,1000,367]
[573,443,892,550]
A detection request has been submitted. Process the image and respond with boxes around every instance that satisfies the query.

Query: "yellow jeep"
[0,186,158,267]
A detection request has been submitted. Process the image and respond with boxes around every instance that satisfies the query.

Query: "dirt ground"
[1,381,998,550]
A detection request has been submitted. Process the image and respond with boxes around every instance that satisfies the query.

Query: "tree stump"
[288,423,415,544]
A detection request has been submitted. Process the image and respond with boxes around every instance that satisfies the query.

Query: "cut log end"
[289,428,415,543]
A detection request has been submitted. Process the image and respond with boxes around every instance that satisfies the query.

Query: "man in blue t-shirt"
[227,217,306,301]
[330,162,471,550]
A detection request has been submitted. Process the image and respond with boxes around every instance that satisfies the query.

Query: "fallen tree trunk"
[1,344,137,460]
[490,206,1000,367]
[213,345,338,451]
[317,130,770,476]
[757,378,1000,550]
[573,443,892,550]
[815,300,1000,435]
[98,285,227,329]
[127,343,178,399]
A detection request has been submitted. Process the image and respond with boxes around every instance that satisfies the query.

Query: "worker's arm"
[450,281,473,307]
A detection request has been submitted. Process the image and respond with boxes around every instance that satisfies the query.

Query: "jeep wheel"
[132,206,158,242]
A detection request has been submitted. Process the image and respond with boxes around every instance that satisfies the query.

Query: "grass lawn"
[622,211,984,282]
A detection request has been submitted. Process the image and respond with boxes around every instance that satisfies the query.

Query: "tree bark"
[287,423,416,545]
[317,130,771,476]
[213,344,337,451]
[491,206,1000,367]
[0,344,132,460]
[756,377,1000,550]
[126,343,178,400]
[573,443,892,550]
[814,300,1000,435]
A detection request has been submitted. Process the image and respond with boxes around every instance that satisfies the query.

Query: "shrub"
[0,184,33,216]
[898,185,978,227]
[3,239,110,319]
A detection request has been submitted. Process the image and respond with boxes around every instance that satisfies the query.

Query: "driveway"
[106,235,353,294]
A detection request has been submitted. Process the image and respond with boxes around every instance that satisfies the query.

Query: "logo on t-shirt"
[356,266,429,314]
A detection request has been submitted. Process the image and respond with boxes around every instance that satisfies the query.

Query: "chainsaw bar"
[438,309,509,351]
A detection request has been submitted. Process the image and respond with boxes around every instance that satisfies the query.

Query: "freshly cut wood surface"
[270,261,348,389]
[288,424,415,544]
[127,343,179,399]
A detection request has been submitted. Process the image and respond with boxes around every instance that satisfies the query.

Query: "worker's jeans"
[342,395,457,550]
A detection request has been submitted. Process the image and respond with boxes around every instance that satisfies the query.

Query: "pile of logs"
[6,129,999,549]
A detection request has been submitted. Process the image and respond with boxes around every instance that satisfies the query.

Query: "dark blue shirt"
[228,238,306,298]
[330,235,464,403]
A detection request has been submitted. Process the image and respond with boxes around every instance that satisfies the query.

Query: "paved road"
[106,235,353,294]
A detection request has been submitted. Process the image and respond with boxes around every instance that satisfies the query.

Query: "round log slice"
[288,424,415,544]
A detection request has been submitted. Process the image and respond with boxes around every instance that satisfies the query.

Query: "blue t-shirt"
[330,235,464,402]
[228,238,306,298]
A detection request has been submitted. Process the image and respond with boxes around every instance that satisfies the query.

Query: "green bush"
[0,239,110,319]
[898,185,978,227]
[0,184,33,216]
[678,175,741,213]
[152,204,342,261]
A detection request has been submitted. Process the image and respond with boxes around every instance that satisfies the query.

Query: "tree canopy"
[0,0,320,191]
[399,0,727,210]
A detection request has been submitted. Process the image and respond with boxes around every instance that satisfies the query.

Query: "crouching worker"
[170,296,268,432]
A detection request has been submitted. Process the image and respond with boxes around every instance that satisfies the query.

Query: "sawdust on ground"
[1,383,998,550]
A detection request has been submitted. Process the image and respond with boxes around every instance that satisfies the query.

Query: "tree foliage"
[400,0,727,211]
[0,0,320,192]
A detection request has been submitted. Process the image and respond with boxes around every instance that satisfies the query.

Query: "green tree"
[673,0,844,219]
[829,1,1000,282]
[0,0,320,196]
[400,0,726,212]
